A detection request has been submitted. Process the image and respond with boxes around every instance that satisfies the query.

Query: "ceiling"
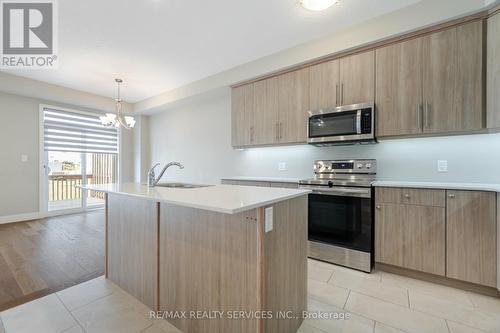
[2,0,422,103]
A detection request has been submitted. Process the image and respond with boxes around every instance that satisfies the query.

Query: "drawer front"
[375,187,402,204]
[400,188,446,207]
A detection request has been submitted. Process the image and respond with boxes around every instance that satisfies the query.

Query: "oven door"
[307,188,372,253]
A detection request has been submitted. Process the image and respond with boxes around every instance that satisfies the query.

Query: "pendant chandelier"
[99,79,136,129]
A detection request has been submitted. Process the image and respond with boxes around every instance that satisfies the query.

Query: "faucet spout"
[148,161,184,187]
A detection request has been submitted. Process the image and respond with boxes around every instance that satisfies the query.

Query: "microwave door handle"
[356,110,362,134]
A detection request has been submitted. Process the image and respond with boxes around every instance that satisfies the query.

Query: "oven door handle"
[299,186,371,198]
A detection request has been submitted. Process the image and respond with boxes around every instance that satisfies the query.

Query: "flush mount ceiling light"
[300,0,338,11]
[100,79,136,129]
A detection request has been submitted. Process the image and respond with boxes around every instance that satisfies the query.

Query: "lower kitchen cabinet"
[376,187,498,287]
[375,203,405,267]
[375,188,446,276]
[403,205,446,276]
[446,190,497,287]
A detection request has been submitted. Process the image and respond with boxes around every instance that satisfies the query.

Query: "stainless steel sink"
[155,182,212,189]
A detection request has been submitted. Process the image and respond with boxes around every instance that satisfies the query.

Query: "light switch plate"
[265,207,273,233]
[278,162,287,171]
[437,160,448,172]
[21,154,28,162]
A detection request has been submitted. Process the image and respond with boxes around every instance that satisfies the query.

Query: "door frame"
[38,104,118,216]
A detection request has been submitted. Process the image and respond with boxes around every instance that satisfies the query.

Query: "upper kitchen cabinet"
[488,11,500,128]
[231,68,309,147]
[339,51,375,106]
[253,77,279,145]
[376,38,423,136]
[231,84,254,147]
[309,51,374,111]
[309,59,340,110]
[422,21,484,133]
[376,20,484,137]
[278,68,310,144]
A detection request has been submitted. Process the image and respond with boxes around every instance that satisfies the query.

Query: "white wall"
[149,89,500,185]
[0,90,135,218]
[136,0,488,113]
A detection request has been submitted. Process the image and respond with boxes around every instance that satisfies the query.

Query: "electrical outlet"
[278,162,287,171]
[21,154,28,162]
[437,160,448,172]
[265,207,273,233]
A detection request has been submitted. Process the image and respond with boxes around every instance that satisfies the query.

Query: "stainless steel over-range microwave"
[307,102,375,146]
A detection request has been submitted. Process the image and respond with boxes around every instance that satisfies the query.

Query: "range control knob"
[366,163,372,169]
[357,163,364,169]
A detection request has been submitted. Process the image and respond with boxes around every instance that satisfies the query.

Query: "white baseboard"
[0,207,104,225]
[0,212,42,225]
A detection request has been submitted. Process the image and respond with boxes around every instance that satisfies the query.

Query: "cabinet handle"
[424,101,430,129]
[279,122,283,139]
[404,194,410,199]
[250,126,254,142]
[275,123,279,141]
[417,103,423,130]
[448,194,455,199]
[376,205,381,210]
[340,83,344,105]
[336,84,339,106]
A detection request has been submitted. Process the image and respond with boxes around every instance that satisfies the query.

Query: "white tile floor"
[1,260,500,333]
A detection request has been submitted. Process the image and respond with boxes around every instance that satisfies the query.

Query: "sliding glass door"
[41,106,119,214]
[47,151,84,211]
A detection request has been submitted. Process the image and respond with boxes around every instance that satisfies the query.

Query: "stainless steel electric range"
[299,159,376,272]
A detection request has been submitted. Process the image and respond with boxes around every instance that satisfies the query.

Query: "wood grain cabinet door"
[423,22,484,133]
[375,203,405,267]
[339,50,375,106]
[454,21,483,131]
[253,77,279,145]
[309,59,340,110]
[231,86,246,147]
[278,68,310,144]
[231,84,254,147]
[487,12,500,129]
[422,27,457,133]
[403,205,445,276]
[446,190,497,287]
[375,38,423,137]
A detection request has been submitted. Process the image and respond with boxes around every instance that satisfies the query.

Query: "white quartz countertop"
[372,181,500,192]
[221,176,301,183]
[80,183,310,214]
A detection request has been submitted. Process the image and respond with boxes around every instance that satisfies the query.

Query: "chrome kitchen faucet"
[147,162,184,187]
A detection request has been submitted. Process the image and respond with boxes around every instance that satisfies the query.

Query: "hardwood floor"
[0,210,105,311]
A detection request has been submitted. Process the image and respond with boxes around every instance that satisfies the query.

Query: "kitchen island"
[81,183,310,333]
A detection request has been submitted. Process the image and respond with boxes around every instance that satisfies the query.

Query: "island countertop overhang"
[80,182,310,214]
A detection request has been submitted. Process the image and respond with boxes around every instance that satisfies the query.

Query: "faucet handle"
[147,163,161,187]
[149,163,160,176]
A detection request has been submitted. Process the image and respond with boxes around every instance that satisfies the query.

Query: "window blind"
[43,107,118,154]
